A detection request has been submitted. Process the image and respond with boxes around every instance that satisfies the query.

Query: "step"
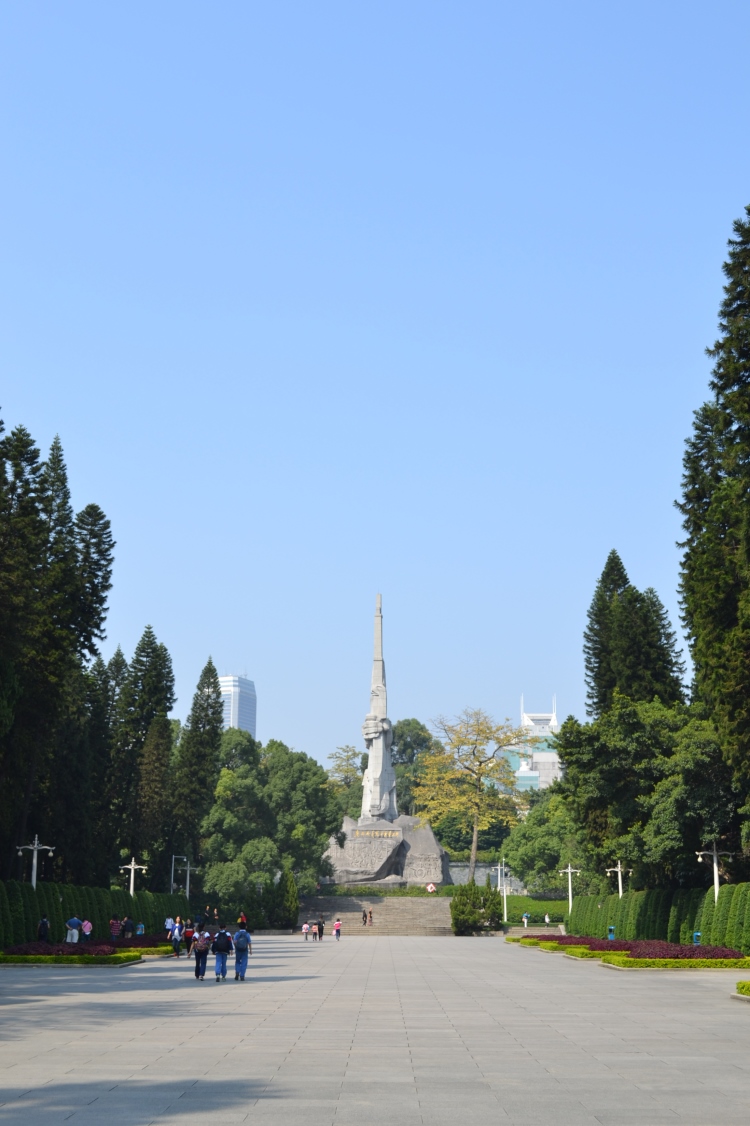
[299,895,453,936]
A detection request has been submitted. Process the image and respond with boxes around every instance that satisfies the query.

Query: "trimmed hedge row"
[569,885,750,952]
[736,980,750,996]
[0,879,190,948]
[0,952,142,965]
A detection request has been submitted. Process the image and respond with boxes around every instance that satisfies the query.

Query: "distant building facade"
[218,675,257,738]
[506,698,563,792]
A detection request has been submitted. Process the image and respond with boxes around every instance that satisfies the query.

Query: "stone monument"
[325,595,450,887]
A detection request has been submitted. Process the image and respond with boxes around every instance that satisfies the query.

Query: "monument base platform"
[325,814,452,886]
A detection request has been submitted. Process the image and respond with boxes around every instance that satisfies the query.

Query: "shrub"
[0,952,141,965]
[736,980,750,996]
[711,883,735,946]
[602,956,750,969]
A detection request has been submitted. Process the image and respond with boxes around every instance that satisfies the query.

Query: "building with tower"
[506,698,563,791]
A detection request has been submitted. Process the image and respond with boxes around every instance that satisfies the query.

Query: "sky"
[2,2,750,765]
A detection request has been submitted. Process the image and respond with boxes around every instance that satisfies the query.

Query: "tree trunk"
[468,816,479,883]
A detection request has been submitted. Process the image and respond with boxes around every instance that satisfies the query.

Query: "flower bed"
[511,935,748,963]
[601,955,750,969]
[5,942,119,956]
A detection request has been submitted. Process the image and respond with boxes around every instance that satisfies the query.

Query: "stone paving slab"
[1,935,750,1123]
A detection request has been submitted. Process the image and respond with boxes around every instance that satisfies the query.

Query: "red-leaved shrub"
[4,942,117,956]
[554,935,742,959]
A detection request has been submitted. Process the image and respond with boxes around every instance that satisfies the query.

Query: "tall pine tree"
[584,551,684,717]
[583,550,630,716]
[138,713,174,888]
[108,626,175,856]
[678,205,750,771]
[173,657,223,858]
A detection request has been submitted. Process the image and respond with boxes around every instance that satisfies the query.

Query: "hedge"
[736,980,750,996]
[0,952,142,965]
[568,887,745,947]
[602,956,750,969]
[0,880,190,946]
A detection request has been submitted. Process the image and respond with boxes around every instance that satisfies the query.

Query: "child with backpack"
[211,926,234,981]
[233,924,252,981]
[193,931,211,980]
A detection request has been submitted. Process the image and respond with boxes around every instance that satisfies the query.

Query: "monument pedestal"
[325,814,451,887]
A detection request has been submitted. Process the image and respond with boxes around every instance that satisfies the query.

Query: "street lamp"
[175,858,197,900]
[496,857,510,923]
[696,841,734,903]
[120,856,147,896]
[17,834,55,889]
[171,854,187,896]
[605,859,633,899]
[559,863,581,915]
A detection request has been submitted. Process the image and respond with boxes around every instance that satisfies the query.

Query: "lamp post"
[175,858,197,900]
[605,859,632,899]
[171,854,187,896]
[17,834,55,890]
[495,857,509,923]
[120,856,147,896]
[696,841,734,903]
[559,863,581,915]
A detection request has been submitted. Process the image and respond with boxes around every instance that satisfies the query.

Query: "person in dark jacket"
[37,916,50,943]
[211,926,234,981]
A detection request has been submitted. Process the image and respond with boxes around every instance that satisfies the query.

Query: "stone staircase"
[298,895,453,936]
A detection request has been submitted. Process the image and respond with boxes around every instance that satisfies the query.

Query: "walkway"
[1,936,750,1124]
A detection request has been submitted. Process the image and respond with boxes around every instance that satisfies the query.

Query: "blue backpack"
[235,930,249,951]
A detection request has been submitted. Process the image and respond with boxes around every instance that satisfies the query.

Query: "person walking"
[212,925,233,981]
[164,914,175,938]
[37,915,51,943]
[367,909,373,927]
[122,915,135,939]
[184,919,195,957]
[522,911,530,929]
[544,913,551,928]
[81,918,93,942]
[362,909,367,927]
[318,917,325,941]
[170,916,184,957]
[233,923,252,981]
[193,930,210,980]
[302,922,310,941]
[109,915,121,941]
[333,919,342,941]
[311,922,318,942]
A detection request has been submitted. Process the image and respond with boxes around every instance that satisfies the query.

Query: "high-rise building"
[506,697,562,791]
[218,675,257,738]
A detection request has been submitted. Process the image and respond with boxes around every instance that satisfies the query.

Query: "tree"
[108,626,175,855]
[173,657,223,857]
[138,714,174,882]
[502,788,595,896]
[677,205,750,772]
[556,696,742,889]
[391,718,437,815]
[413,709,523,881]
[328,744,365,819]
[583,550,684,717]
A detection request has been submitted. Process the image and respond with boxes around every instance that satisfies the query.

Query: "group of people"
[163,911,253,982]
[301,917,342,941]
[35,913,146,943]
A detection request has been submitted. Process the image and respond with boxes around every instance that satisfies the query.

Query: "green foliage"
[737,980,750,995]
[699,888,715,943]
[583,550,684,718]
[5,881,26,944]
[0,882,11,946]
[556,697,740,889]
[203,738,342,908]
[391,718,437,816]
[678,206,750,774]
[711,883,735,946]
[328,745,365,819]
[277,870,299,929]
[172,657,223,858]
[18,882,38,941]
[503,788,594,897]
[602,956,750,969]
[0,953,141,964]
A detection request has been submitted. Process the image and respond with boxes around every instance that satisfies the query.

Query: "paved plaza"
[2,936,750,1125]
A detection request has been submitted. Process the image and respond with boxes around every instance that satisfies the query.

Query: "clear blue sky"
[2,3,749,764]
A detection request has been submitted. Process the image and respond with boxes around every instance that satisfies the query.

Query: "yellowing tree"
[414,708,530,881]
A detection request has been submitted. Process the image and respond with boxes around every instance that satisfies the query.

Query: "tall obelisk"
[360,594,398,822]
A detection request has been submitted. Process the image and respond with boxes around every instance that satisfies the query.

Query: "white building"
[509,698,563,791]
[218,675,257,738]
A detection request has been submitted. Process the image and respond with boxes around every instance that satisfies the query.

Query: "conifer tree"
[678,205,750,771]
[583,551,684,716]
[583,550,630,716]
[138,714,174,879]
[108,626,175,855]
[173,658,223,857]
